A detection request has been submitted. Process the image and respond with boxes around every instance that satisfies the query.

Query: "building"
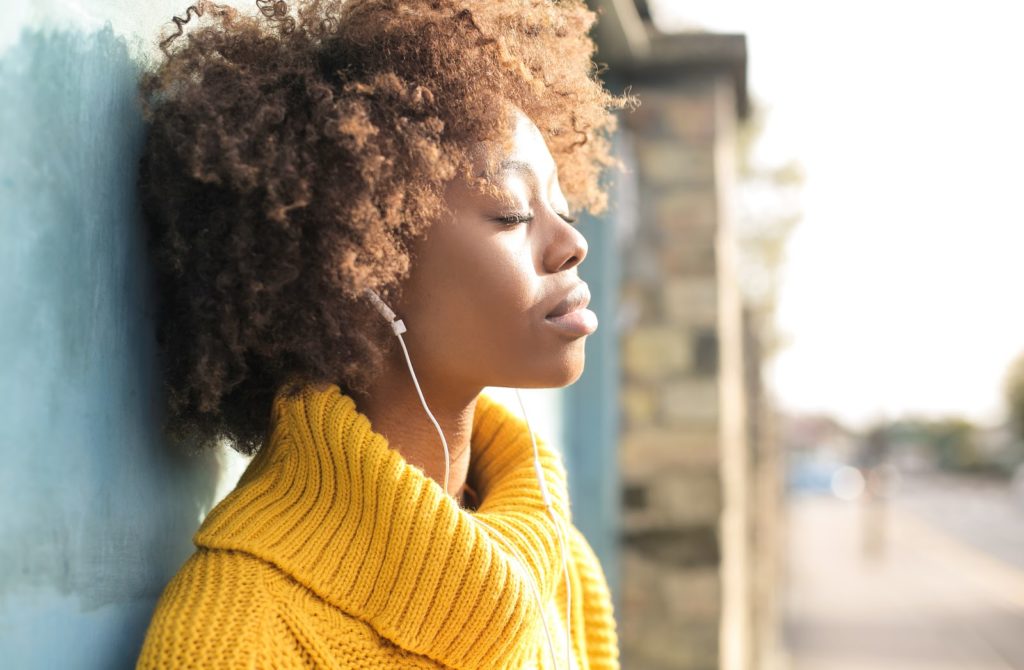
[585,2,784,667]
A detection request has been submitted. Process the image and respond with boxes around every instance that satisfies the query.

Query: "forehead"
[471,112,557,184]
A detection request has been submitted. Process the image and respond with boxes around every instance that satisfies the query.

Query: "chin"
[511,346,587,389]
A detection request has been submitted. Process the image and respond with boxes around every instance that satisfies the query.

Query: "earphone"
[362,287,574,670]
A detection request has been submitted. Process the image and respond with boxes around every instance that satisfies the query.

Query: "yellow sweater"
[136,382,619,669]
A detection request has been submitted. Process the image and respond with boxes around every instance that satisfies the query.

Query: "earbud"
[363,288,406,335]
[361,287,573,670]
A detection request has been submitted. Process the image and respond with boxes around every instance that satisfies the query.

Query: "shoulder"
[136,549,276,669]
[135,549,447,669]
[566,523,610,590]
[565,524,621,670]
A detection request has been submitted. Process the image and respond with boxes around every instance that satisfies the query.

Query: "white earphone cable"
[515,388,573,670]
[394,330,451,494]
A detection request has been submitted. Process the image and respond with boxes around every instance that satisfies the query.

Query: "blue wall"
[563,127,633,613]
[0,25,222,667]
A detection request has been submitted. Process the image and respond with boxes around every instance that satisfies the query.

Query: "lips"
[545,282,591,319]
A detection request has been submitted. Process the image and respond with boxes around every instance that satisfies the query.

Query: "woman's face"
[393,109,597,391]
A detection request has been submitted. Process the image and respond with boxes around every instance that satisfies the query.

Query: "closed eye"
[493,212,578,226]
[494,213,535,226]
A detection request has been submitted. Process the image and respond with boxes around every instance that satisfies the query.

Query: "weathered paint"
[0,24,223,666]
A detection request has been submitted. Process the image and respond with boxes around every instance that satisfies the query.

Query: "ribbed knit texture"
[136,382,620,669]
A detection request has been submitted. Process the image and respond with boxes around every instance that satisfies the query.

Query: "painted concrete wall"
[0,9,240,667]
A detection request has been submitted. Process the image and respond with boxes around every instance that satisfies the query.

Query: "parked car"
[786,453,865,500]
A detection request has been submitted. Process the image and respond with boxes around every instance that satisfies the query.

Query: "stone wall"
[617,73,771,670]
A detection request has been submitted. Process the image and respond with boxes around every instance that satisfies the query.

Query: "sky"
[649,0,1024,429]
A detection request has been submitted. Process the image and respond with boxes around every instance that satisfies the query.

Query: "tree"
[734,96,804,360]
[1004,350,1024,443]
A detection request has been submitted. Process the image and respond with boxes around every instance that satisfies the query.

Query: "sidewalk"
[781,494,1024,670]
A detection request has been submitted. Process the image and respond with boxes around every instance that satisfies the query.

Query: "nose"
[544,213,588,273]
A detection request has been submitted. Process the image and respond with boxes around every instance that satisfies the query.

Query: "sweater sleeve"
[567,524,620,670]
[135,549,270,669]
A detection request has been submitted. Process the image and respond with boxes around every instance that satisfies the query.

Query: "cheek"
[404,226,538,354]
[461,258,587,389]
[404,233,584,387]
[457,243,537,341]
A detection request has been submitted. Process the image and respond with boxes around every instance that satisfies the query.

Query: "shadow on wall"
[0,24,222,669]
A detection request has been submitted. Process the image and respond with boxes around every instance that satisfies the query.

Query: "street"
[782,472,1024,670]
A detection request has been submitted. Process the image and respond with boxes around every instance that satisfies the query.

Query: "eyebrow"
[498,159,536,178]
[488,159,553,190]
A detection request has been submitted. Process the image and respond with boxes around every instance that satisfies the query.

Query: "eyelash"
[495,212,578,226]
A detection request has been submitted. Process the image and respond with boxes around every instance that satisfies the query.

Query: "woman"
[135,0,634,667]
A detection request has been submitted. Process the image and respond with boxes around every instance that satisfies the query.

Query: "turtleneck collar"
[193,381,573,669]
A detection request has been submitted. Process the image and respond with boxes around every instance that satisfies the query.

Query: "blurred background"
[2,0,1023,668]
[578,1,1024,669]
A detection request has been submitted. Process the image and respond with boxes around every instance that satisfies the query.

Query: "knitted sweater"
[135,382,619,669]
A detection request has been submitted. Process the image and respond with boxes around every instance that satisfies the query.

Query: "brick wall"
[617,74,761,670]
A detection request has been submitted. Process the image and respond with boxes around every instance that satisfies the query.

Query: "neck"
[349,361,481,499]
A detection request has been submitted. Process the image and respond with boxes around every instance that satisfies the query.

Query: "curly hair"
[136,0,635,455]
